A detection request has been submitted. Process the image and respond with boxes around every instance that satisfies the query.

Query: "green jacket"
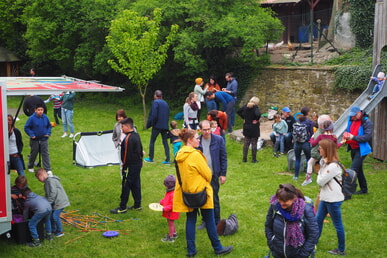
[61,92,76,110]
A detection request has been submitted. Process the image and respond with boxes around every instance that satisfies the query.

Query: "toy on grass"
[102,231,119,238]
[148,203,163,211]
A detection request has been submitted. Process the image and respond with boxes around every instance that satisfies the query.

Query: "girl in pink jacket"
[160,175,180,242]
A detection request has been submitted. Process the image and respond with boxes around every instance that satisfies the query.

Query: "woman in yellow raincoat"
[173,128,233,257]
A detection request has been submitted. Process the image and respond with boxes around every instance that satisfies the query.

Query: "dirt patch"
[259,41,340,65]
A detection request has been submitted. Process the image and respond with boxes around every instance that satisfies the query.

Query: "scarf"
[270,195,306,247]
[190,101,199,111]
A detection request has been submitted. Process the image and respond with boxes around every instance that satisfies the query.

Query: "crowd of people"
[7,68,375,256]
[8,88,74,247]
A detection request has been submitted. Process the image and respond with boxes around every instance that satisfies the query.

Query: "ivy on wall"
[349,0,375,49]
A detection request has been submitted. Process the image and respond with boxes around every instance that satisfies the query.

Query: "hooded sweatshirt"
[23,192,52,219]
[44,175,70,210]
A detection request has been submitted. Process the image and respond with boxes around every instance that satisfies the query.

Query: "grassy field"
[2,95,386,258]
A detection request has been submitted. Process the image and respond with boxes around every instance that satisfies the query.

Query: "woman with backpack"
[293,107,314,180]
[265,183,319,258]
[316,139,346,256]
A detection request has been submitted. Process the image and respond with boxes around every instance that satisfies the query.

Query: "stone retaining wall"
[241,66,359,121]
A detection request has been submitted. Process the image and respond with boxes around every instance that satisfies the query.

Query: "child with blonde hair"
[36,168,70,237]
[210,120,221,136]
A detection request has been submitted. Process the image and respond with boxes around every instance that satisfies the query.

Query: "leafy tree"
[128,0,283,105]
[21,0,123,78]
[0,0,27,59]
[106,8,178,128]
[131,0,283,74]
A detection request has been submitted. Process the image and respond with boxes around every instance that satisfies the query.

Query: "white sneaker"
[28,168,34,173]
[69,133,74,138]
[61,133,68,138]
[47,170,53,176]
[302,178,313,186]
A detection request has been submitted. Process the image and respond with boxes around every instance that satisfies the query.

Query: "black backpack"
[292,122,308,143]
[333,162,358,200]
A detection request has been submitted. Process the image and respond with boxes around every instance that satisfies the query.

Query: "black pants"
[120,164,142,209]
[53,107,62,125]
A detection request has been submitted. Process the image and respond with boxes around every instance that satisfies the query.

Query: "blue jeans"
[61,108,74,134]
[148,128,170,162]
[274,134,285,153]
[294,141,311,178]
[28,139,51,171]
[51,208,64,233]
[316,201,345,252]
[29,209,51,239]
[225,100,235,133]
[284,132,293,151]
[10,155,25,176]
[120,164,142,209]
[186,209,223,255]
[350,148,368,193]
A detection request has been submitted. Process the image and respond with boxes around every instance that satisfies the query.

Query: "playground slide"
[333,64,384,138]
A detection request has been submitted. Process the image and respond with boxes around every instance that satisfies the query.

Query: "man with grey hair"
[302,114,332,186]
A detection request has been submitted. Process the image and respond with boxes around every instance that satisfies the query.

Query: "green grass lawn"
[2,96,386,257]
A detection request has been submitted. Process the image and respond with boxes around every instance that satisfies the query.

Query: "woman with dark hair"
[8,114,25,176]
[173,128,233,257]
[316,139,346,256]
[293,106,314,180]
[112,109,127,148]
[265,183,319,258]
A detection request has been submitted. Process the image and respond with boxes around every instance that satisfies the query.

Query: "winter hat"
[377,72,385,79]
[282,107,291,113]
[164,175,176,189]
[195,78,203,85]
[349,106,361,117]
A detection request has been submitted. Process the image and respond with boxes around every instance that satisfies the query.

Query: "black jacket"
[237,104,261,138]
[121,131,143,168]
[265,202,319,258]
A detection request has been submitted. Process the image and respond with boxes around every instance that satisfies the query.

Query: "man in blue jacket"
[198,120,228,227]
[205,91,235,133]
[343,106,373,194]
[24,104,52,174]
[144,90,170,164]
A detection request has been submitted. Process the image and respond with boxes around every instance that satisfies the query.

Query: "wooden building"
[261,0,333,43]
[0,47,21,76]
[370,0,387,161]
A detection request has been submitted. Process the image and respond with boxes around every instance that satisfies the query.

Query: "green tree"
[106,8,178,128]
[0,0,27,59]
[131,0,283,74]
[21,0,122,78]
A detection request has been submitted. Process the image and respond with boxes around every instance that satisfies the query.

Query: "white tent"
[73,130,120,168]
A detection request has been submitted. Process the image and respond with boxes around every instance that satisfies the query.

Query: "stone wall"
[241,66,359,121]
